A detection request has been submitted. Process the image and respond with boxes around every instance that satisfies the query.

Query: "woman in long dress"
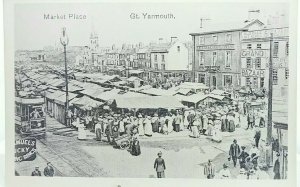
[167,113,174,134]
[202,114,208,135]
[138,114,145,136]
[144,116,153,137]
[190,116,200,138]
[152,113,159,133]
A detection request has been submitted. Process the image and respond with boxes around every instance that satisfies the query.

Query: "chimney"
[248,9,260,21]
[158,38,163,44]
[171,37,178,43]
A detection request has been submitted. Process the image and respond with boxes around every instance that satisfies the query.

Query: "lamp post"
[60,27,69,126]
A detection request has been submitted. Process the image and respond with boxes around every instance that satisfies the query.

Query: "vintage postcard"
[4,0,297,187]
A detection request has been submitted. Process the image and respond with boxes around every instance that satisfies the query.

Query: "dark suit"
[154,158,166,178]
[31,170,41,176]
[229,143,241,167]
[273,159,281,179]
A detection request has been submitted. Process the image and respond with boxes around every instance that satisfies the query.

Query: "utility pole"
[267,33,273,145]
[60,27,69,127]
[192,35,196,82]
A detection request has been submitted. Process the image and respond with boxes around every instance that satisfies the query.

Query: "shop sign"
[197,44,234,50]
[241,49,267,57]
[265,57,288,68]
[242,69,265,78]
[15,138,37,162]
[241,27,289,40]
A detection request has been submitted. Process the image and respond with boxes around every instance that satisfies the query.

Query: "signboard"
[242,69,265,78]
[197,44,234,50]
[265,57,288,68]
[241,49,268,57]
[15,138,37,162]
[241,27,289,40]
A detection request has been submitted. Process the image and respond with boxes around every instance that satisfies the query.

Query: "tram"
[15,95,46,136]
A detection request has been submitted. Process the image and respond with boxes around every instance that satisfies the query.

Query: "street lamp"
[60,27,69,127]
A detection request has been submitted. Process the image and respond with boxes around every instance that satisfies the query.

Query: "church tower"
[89,32,99,52]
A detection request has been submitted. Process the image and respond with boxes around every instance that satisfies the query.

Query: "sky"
[15,3,289,50]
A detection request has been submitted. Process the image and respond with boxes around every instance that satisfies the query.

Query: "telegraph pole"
[267,33,273,144]
[60,27,69,127]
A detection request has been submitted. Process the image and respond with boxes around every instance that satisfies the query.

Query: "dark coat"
[31,170,41,176]
[229,143,241,157]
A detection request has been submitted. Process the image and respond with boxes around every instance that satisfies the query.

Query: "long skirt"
[96,128,102,141]
[138,123,145,136]
[228,121,235,132]
[152,121,159,133]
[168,121,173,133]
[157,171,165,178]
[190,126,200,138]
[131,140,141,156]
[144,122,152,136]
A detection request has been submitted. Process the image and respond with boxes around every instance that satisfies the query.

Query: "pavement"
[15,114,274,179]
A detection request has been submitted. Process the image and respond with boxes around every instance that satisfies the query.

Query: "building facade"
[241,27,289,97]
[190,20,264,90]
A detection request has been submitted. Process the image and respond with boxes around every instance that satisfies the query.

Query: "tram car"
[15,95,46,136]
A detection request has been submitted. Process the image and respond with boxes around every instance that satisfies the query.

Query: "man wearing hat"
[154,151,166,178]
[31,166,42,176]
[204,159,215,179]
[229,139,241,167]
[44,162,54,177]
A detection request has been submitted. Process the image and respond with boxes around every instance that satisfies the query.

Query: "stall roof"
[140,88,174,96]
[49,79,65,87]
[178,82,209,90]
[115,96,184,109]
[71,96,104,110]
[180,93,208,104]
[54,92,78,105]
[207,94,231,101]
[46,90,65,100]
[95,88,121,101]
[210,89,229,96]
[175,88,193,96]
[129,69,144,74]
[127,76,143,82]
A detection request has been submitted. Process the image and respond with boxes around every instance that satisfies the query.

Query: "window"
[161,64,165,70]
[199,74,205,83]
[255,58,261,69]
[253,77,258,88]
[154,54,157,62]
[260,78,264,88]
[247,44,252,49]
[154,63,158,70]
[272,69,278,85]
[246,58,252,68]
[226,34,232,43]
[224,75,233,86]
[212,51,217,66]
[199,37,205,45]
[246,77,251,86]
[162,54,165,62]
[273,42,279,57]
[285,68,289,79]
[199,52,204,66]
[212,35,218,43]
[286,42,289,56]
[257,44,262,49]
[225,51,232,68]
[177,46,180,52]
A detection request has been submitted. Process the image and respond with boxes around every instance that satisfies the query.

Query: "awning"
[54,92,78,105]
[15,97,44,105]
[71,96,104,110]
[95,89,121,101]
[129,69,144,74]
[140,88,174,96]
[115,96,185,109]
[180,93,208,104]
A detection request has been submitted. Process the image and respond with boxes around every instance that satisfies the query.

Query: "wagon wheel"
[120,140,130,150]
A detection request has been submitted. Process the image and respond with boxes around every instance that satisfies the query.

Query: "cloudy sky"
[15,3,288,50]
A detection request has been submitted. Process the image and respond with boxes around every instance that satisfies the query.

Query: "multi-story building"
[190,19,265,90]
[149,40,189,81]
[241,27,289,97]
[135,48,151,69]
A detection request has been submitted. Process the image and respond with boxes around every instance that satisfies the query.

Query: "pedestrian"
[131,136,141,156]
[167,113,174,134]
[218,163,231,179]
[151,113,159,133]
[206,117,213,136]
[119,117,125,136]
[247,111,255,129]
[238,146,249,169]
[144,115,153,137]
[254,128,261,148]
[229,139,241,167]
[43,162,54,177]
[154,151,166,178]
[228,113,235,132]
[138,114,144,136]
[204,159,215,179]
[31,166,42,176]
[174,112,181,132]
[190,116,200,138]
[202,113,208,135]
[221,113,226,132]
[249,143,259,169]
[273,152,281,179]
[95,119,102,141]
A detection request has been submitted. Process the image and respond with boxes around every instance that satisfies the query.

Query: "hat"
[223,163,228,168]
[138,114,142,118]
[158,151,162,156]
[208,159,212,162]
[233,139,237,143]
[241,146,246,150]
